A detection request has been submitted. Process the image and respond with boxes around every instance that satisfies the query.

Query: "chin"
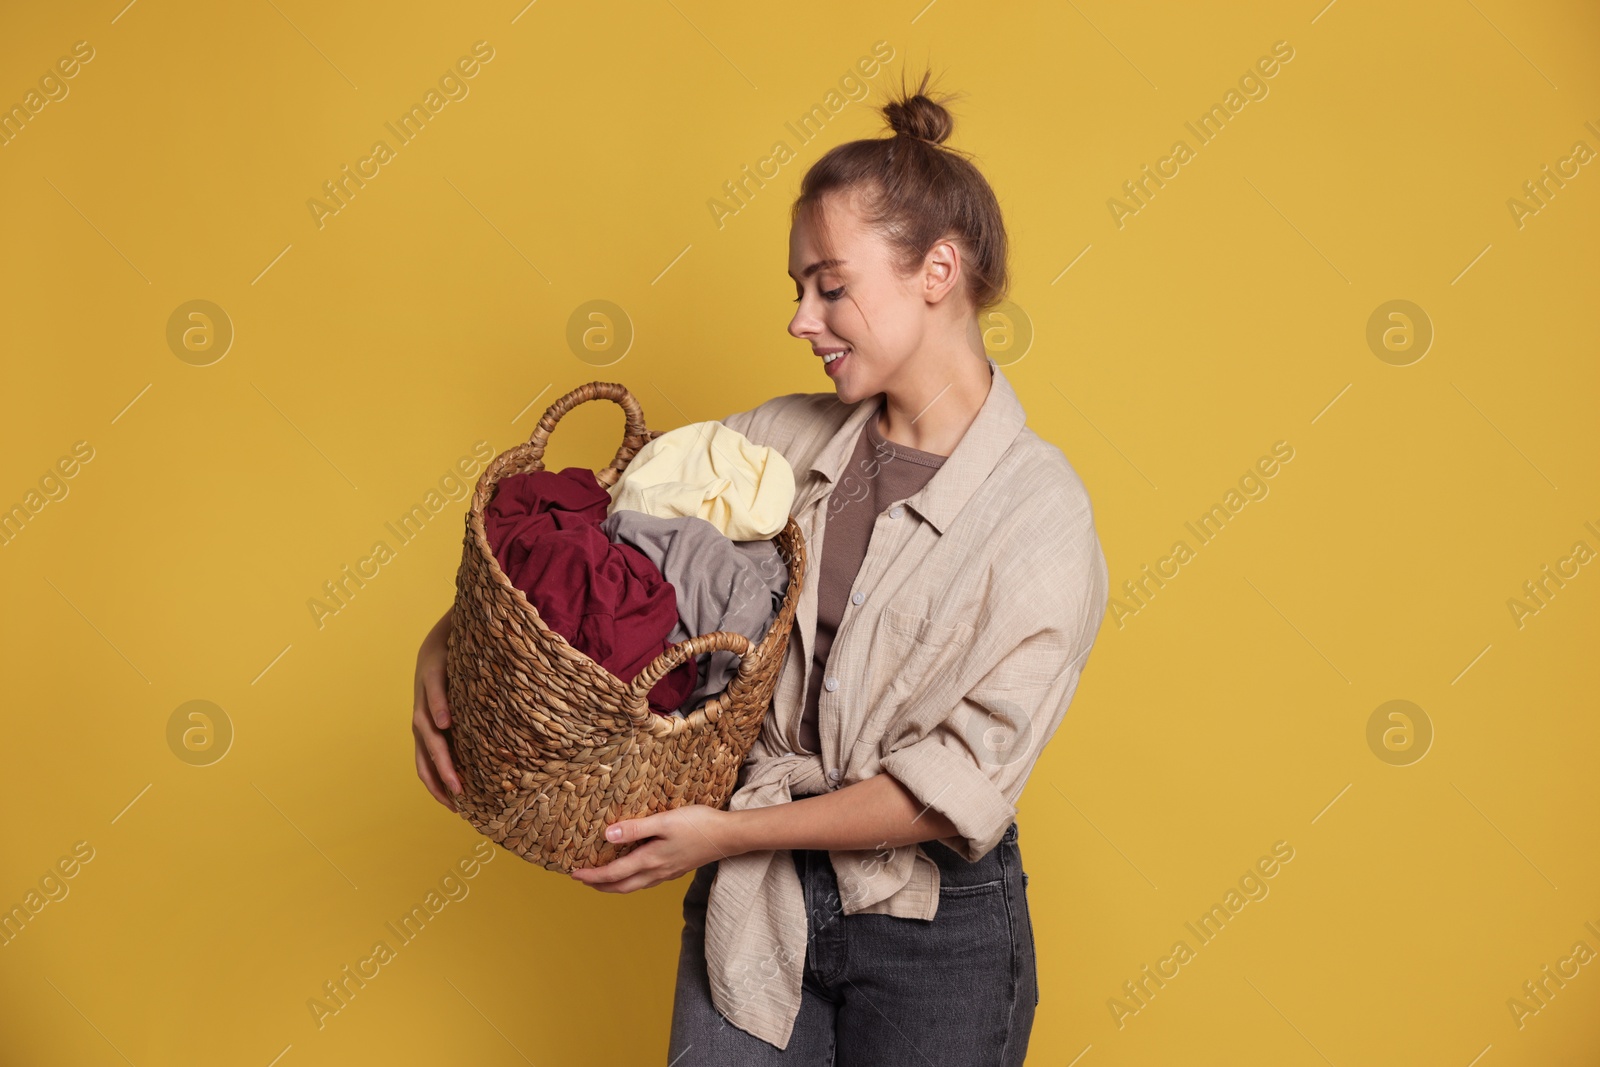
[830,379,869,405]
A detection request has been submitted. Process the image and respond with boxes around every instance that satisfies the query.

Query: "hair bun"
[883,74,955,146]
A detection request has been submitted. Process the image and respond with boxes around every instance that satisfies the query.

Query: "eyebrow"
[788,258,846,281]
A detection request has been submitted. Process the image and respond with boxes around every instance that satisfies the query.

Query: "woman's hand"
[569,804,738,893]
[413,606,464,808]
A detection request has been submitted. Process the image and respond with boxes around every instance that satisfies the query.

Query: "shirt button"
[889,505,904,519]
[823,676,839,692]
[851,591,864,605]
[828,770,841,781]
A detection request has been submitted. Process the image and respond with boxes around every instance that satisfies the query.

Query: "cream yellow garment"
[606,420,795,540]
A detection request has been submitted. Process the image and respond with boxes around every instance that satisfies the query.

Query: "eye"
[791,285,846,303]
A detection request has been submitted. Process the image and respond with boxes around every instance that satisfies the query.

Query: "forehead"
[787,193,879,277]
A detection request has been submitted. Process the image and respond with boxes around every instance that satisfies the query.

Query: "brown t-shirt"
[799,407,947,755]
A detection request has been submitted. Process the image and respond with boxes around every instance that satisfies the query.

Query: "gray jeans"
[667,821,1038,1065]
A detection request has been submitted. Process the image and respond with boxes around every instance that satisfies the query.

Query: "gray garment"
[600,509,789,713]
[667,821,1036,1062]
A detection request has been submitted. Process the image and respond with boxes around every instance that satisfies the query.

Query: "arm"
[571,631,1082,893]
[570,701,956,892]
[722,771,959,855]
[571,767,957,894]
[573,508,1109,891]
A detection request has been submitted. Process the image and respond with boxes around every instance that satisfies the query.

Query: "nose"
[788,301,820,341]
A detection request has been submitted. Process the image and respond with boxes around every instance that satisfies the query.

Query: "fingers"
[412,607,464,809]
[417,624,452,730]
[605,815,654,845]
[413,734,455,809]
[575,851,684,891]
[412,697,463,796]
[413,660,431,732]
[578,873,661,894]
[421,722,463,797]
[572,847,649,886]
[423,662,450,730]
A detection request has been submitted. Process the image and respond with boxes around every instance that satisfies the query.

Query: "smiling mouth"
[820,348,850,365]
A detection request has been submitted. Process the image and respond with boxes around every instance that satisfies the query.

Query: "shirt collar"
[805,356,1027,536]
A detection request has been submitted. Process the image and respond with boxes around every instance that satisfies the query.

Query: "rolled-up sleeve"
[878,629,1092,862]
[878,497,1110,863]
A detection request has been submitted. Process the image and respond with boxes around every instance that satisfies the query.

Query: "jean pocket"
[929,878,1010,961]
[876,879,1010,984]
[929,840,1008,889]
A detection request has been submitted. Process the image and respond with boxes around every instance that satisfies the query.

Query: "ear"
[923,237,963,304]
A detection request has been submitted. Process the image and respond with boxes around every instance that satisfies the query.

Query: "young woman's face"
[786,191,929,405]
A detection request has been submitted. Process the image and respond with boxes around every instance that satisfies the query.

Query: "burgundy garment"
[485,467,611,581]
[484,468,695,715]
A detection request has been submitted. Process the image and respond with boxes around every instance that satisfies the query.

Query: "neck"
[876,322,991,455]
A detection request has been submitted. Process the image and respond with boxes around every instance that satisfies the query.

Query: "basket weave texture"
[444,381,806,873]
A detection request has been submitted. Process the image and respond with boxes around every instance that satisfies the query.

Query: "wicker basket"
[443,381,806,874]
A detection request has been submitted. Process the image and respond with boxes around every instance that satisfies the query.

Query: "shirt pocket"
[856,605,975,743]
[881,606,970,686]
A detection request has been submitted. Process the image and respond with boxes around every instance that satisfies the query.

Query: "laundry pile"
[483,420,794,716]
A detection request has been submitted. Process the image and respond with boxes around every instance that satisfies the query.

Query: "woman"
[412,71,1109,1065]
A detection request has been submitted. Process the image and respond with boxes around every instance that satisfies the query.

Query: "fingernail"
[606,825,621,841]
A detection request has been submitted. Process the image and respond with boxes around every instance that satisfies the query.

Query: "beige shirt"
[704,357,1111,1049]
[800,409,947,755]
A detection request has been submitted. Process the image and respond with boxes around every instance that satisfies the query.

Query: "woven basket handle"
[468,381,654,517]
[527,380,652,490]
[623,630,758,724]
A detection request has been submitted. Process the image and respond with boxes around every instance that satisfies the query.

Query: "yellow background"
[2,0,1597,1064]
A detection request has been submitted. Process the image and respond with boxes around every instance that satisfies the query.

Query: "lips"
[821,348,849,375]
